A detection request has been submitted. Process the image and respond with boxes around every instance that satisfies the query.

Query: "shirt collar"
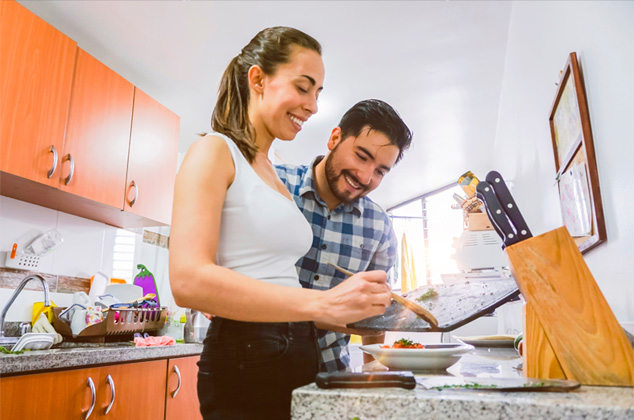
[300,156,363,216]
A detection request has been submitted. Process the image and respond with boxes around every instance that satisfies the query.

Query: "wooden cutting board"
[349,277,519,332]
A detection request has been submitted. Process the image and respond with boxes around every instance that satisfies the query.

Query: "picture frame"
[548,52,606,253]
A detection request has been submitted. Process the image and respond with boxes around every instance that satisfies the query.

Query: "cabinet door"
[0,367,102,420]
[97,359,167,420]
[60,48,134,208]
[165,356,203,420]
[0,0,76,186]
[125,88,180,224]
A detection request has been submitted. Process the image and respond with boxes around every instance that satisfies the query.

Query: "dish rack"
[52,306,167,342]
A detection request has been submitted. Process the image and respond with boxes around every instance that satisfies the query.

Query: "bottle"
[193,310,210,343]
[184,308,195,343]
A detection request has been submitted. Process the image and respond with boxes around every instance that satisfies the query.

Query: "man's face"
[324,126,400,204]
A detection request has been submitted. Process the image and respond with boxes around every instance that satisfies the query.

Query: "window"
[388,183,464,290]
[112,229,137,282]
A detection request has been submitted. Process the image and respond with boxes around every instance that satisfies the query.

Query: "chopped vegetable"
[432,383,498,390]
[0,345,24,355]
[381,338,424,349]
[416,288,438,301]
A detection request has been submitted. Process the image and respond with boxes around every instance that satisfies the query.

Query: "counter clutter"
[291,348,634,420]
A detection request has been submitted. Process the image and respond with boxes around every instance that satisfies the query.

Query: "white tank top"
[213,134,312,288]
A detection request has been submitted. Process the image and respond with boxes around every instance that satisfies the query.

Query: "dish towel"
[134,335,176,347]
[32,313,63,344]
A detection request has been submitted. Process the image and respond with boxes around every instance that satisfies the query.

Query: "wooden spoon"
[327,262,439,328]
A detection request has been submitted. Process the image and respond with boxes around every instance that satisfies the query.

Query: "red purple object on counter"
[133,264,160,307]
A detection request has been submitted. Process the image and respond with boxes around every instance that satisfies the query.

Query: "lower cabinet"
[165,356,203,420]
[0,355,202,420]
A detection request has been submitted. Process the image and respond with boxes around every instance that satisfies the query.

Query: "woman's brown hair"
[211,27,321,163]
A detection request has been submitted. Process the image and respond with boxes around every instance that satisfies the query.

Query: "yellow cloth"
[400,233,418,293]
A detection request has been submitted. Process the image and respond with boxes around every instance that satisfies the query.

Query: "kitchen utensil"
[349,277,520,332]
[476,181,518,248]
[360,343,473,371]
[88,271,109,302]
[506,226,634,386]
[417,376,581,392]
[11,332,56,351]
[104,283,143,303]
[133,264,160,307]
[24,229,63,256]
[453,335,516,348]
[316,371,416,389]
[327,262,438,328]
[485,171,533,241]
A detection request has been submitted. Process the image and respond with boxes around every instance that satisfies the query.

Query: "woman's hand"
[314,270,391,326]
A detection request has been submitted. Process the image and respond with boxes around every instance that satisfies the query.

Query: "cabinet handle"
[47,145,58,178]
[171,365,182,398]
[105,374,116,415]
[128,180,138,207]
[63,153,75,185]
[85,377,96,420]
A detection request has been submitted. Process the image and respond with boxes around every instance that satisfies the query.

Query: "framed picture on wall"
[548,52,606,253]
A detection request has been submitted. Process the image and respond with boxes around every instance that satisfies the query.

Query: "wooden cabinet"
[0,357,202,420]
[125,89,180,225]
[0,0,180,228]
[165,356,203,420]
[60,48,135,209]
[0,0,77,187]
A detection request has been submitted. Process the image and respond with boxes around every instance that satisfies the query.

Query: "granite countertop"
[0,342,203,376]
[291,348,634,420]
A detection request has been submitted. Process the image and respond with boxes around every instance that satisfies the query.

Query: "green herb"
[523,382,546,387]
[432,383,498,390]
[394,338,415,347]
[0,345,24,355]
[416,288,438,301]
[352,417,360,420]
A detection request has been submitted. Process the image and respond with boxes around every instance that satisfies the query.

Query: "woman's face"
[251,46,325,142]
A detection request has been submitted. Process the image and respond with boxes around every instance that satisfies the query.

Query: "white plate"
[454,335,516,348]
[360,343,474,371]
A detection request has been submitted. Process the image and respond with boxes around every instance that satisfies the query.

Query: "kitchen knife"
[485,171,533,242]
[476,181,519,248]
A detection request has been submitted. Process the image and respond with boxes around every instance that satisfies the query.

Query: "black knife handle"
[485,171,533,241]
[476,181,519,247]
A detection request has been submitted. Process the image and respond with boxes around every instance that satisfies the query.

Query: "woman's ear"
[327,127,342,151]
[248,65,265,95]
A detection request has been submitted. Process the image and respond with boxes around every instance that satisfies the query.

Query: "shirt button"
[327,215,331,220]
[321,244,327,250]
[314,275,319,280]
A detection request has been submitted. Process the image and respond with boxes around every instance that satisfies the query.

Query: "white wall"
[493,1,634,323]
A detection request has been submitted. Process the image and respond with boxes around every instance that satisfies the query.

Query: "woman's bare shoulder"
[179,134,235,185]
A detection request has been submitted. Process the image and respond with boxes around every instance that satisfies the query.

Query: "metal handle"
[47,145,58,178]
[63,153,74,185]
[171,365,181,398]
[104,374,115,415]
[128,180,138,207]
[85,377,96,420]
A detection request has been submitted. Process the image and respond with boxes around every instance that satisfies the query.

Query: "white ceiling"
[19,0,512,209]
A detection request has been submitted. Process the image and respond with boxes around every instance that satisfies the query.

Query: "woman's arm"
[169,136,391,324]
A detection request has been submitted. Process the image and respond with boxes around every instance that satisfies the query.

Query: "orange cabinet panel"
[0,0,77,186]
[165,356,203,420]
[60,48,135,209]
[125,88,180,225]
[0,366,102,420]
[96,360,168,420]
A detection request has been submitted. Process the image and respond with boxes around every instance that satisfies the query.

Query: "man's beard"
[324,150,369,205]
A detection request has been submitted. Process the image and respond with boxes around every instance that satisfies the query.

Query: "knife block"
[505,226,634,386]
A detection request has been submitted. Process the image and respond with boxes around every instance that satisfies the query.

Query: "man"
[275,99,413,372]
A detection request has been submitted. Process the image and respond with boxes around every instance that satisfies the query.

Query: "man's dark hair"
[338,99,412,163]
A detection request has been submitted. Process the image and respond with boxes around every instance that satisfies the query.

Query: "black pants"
[197,317,320,420]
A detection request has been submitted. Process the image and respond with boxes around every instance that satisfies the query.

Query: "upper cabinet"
[60,49,135,209]
[0,0,77,187]
[0,1,180,228]
[125,89,180,225]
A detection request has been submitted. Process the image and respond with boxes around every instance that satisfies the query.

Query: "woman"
[169,27,391,420]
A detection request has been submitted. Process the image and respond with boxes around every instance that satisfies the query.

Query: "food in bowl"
[361,342,474,371]
[381,338,425,349]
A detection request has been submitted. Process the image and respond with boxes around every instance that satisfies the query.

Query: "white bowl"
[360,343,474,371]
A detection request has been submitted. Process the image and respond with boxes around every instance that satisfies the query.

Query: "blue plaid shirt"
[275,157,398,372]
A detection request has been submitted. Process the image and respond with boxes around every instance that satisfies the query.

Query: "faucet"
[0,274,50,340]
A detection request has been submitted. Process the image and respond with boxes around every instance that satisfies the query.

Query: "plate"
[454,335,516,348]
[360,343,474,371]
